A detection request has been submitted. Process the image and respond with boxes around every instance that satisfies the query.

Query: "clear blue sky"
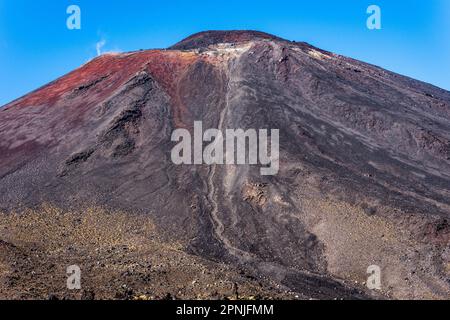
[1,0,449,106]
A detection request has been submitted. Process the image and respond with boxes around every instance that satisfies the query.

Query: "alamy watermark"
[366,265,382,290]
[66,5,81,30]
[171,121,279,176]
[367,5,382,30]
[67,265,81,290]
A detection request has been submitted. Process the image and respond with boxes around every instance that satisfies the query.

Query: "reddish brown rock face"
[0,31,449,299]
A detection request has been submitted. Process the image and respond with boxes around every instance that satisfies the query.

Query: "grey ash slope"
[0,31,449,299]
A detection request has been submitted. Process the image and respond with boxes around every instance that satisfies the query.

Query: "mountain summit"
[170,30,288,49]
[1,31,449,299]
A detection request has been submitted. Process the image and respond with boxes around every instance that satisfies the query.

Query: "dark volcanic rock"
[170,30,286,50]
[0,31,449,299]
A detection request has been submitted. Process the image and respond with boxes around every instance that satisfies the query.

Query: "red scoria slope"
[5,50,198,120]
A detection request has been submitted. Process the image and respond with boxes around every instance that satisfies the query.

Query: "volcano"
[0,31,449,300]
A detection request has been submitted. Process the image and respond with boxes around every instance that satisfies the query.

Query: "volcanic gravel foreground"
[0,31,449,300]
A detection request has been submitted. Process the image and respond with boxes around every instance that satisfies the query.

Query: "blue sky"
[0,0,449,106]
